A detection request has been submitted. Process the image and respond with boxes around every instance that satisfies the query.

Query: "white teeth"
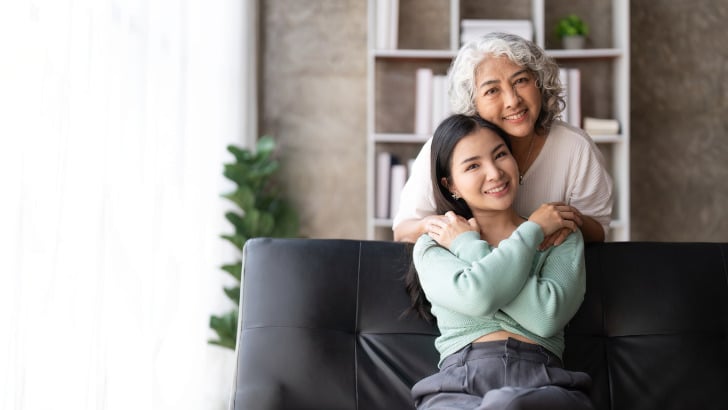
[504,111,525,120]
[486,184,506,194]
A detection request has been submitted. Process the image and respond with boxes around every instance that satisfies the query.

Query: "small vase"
[562,35,585,50]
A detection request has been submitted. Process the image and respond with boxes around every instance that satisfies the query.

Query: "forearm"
[393,218,427,243]
[580,215,605,242]
[500,231,586,337]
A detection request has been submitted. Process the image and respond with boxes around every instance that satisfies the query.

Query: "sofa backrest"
[230,238,438,410]
[564,241,728,410]
[230,238,728,410]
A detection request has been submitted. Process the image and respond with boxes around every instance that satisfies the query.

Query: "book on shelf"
[567,68,581,128]
[460,19,533,45]
[415,69,450,136]
[376,152,415,220]
[431,74,450,132]
[376,152,392,218]
[375,0,399,49]
[559,67,581,128]
[584,117,620,135]
[389,163,407,222]
[559,69,569,125]
[414,68,433,135]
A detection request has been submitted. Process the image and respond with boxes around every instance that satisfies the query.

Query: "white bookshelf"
[367,0,630,241]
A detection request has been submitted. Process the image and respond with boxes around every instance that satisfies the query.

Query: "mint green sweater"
[413,221,585,367]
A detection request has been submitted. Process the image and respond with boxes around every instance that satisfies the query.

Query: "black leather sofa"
[230,238,728,410]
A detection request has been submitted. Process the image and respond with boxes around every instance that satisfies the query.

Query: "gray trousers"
[412,338,595,410]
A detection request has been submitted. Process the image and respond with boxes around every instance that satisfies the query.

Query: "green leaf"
[223,163,251,186]
[271,203,300,237]
[255,135,276,156]
[222,186,256,210]
[208,310,239,350]
[250,159,279,180]
[555,13,589,37]
[227,144,253,163]
[257,212,275,237]
[225,211,246,234]
[224,286,240,304]
[221,233,247,250]
[221,261,242,281]
[241,208,262,236]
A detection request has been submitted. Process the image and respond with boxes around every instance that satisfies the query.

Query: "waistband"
[441,337,563,369]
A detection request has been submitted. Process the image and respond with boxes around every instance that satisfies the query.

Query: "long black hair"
[404,114,513,322]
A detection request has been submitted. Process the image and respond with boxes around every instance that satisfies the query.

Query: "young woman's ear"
[440,177,450,191]
[441,177,460,199]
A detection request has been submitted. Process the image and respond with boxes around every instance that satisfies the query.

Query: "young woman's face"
[473,55,542,139]
[445,128,519,213]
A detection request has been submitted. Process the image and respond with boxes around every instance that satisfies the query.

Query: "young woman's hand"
[426,211,478,249]
[528,203,579,241]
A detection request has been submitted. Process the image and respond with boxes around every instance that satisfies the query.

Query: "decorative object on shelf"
[208,136,299,350]
[584,117,620,135]
[555,14,589,49]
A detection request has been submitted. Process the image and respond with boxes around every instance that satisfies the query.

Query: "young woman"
[394,32,612,250]
[407,114,594,409]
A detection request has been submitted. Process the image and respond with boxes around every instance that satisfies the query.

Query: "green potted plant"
[208,136,299,350]
[555,14,589,49]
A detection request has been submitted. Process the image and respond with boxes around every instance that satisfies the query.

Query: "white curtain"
[0,0,254,409]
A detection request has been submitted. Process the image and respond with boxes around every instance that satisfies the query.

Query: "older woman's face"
[473,55,542,139]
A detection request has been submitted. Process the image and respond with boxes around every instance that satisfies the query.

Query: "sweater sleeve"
[498,229,586,338]
[412,222,544,318]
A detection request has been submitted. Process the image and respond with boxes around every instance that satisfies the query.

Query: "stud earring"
[451,193,460,200]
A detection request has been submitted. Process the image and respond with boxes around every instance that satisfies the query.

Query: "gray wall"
[261,0,368,239]
[631,0,728,241]
[261,0,728,241]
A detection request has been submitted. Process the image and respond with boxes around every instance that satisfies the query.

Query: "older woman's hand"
[536,202,583,250]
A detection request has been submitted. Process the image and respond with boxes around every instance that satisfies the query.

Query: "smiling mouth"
[485,182,508,194]
[503,110,527,121]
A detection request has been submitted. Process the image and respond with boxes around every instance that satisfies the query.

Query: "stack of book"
[583,117,620,135]
[376,153,415,220]
[460,19,533,45]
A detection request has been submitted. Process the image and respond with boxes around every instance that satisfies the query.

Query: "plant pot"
[562,35,585,49]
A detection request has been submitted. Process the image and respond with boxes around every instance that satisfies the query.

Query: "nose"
[504,85,521,108]
[483,161,504,181]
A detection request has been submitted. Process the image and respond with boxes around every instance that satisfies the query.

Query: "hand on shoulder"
[427,211,479,249]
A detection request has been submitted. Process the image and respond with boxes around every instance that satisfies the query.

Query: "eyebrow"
[478,69,530,89]
[458,143,507,165]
